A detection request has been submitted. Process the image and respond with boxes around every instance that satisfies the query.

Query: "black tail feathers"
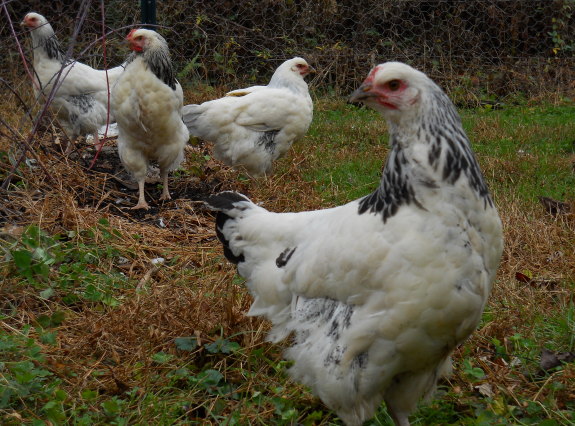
[215,212,245,264]
[205,192,251,265]
[205,191,251,211]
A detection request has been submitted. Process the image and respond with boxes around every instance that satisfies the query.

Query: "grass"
[0,93,574,425]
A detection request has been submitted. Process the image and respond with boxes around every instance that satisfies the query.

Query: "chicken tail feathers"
[214,212,243,264]
[181,104,207,138]
[204,191,254,265]
[205,191,251,211]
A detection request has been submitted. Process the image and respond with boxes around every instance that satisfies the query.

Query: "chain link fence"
[2,0,575,103]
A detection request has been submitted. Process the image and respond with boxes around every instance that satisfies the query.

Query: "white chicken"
[205,62,503,426]
[182,57,314,176]
[21,12,124,151]
[111,29,188,210]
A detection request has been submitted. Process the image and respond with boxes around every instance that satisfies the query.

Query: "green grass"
[304,103,386,204]
[3,221,132,307]
[462,104,575,202]
[304,101,575,205]
[1,98,574,425]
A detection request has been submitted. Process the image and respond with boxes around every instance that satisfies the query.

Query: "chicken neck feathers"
[124,39,177,91]
[359,87,493,223]
[33,30,66,64]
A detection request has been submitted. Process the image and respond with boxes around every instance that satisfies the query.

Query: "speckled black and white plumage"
[38,31,65,64]
[182,57,314,176]
[358,83,493,223]
[21,12,125,146]
[204,62,503,426]
[123,35,177,91]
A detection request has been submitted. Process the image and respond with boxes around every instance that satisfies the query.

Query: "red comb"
[364,65,382,84]
[126,28,139,40]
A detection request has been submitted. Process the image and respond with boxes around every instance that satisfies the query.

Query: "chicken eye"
[387,80,401,91]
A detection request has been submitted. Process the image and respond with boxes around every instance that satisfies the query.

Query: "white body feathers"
[182,57,314,176]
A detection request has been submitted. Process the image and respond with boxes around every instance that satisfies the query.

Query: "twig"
[2,3,39,91]
[89,0,112,169]
[137,267,159,291]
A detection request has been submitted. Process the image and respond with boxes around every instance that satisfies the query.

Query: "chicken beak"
[349,82,375,103]
[307,65,316,74]
[125,29,144,52]
[124,37,137,52]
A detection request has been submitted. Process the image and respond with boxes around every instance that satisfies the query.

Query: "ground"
[0,96,574,425]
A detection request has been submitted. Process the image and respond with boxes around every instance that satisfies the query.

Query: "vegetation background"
[0,0,574,425]
[2,0,575,99]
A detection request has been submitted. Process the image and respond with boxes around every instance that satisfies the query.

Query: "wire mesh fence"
[2,0,575,103]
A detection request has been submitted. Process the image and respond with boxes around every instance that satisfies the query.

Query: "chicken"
[111,29,188,210]
[205,62,503,426]
[21,12,124,151]
[182,57,314,176]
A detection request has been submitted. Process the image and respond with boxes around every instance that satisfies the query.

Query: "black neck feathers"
[41,33,66,63]
[358,139,422,223]
[144,48,177,90]
[359,88,493,223]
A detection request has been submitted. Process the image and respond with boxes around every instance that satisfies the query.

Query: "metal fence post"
[140,0,156,29]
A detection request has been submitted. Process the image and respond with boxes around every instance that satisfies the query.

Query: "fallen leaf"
[515,272,560,289]
[540,348,575,371]
[515,272,532,284]
[4,412,23,421]
[475,382,494,397]
[0,224,25,237]
[546,251,564,263]
[538,196,571,216]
